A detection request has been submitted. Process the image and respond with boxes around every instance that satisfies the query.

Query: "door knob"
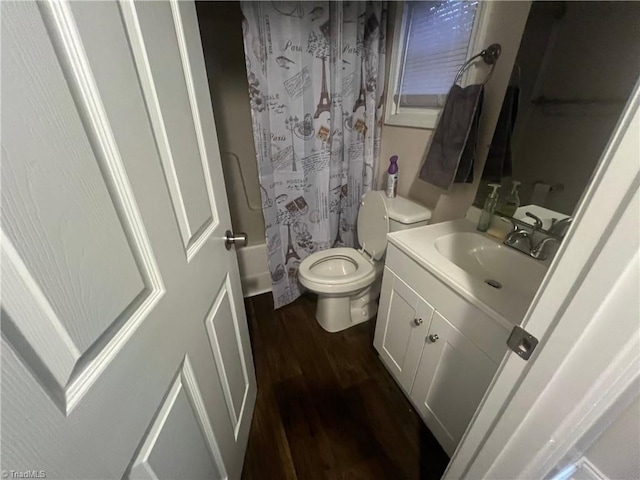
[414,318,423,326]
[429,334,439,343]
[225,230,248,250]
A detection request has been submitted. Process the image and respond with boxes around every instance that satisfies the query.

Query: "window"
[385,1,482,129]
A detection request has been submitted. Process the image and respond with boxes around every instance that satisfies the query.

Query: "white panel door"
[1,1,255,479]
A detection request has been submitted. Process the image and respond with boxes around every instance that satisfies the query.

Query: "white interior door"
[1,1,255,479]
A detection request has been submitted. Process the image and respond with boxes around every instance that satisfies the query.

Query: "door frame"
[445,79,640,478]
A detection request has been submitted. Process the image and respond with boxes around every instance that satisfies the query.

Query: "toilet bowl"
[299,191,432,332]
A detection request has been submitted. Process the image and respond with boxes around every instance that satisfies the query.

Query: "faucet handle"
[531,236,560,260]
[549,217,572,238]
[525,212,543,231]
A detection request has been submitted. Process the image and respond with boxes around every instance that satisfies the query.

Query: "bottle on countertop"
[501,180,521,217]
[386,155,398,198]
[478,183,501,232]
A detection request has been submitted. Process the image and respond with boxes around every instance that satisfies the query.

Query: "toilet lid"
[357,191,389,261]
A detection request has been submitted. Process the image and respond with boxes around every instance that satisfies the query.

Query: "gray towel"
[419,84,484,190]
[483,85,518,181]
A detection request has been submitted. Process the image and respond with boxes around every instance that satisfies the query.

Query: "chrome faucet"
[502,212,543,255]
[502,213,562,261]
[502,218,533,254]
[525,211,544,230]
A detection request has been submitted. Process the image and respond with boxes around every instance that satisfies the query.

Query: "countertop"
[387,219,549,328]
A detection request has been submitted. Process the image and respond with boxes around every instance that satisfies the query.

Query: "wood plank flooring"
[241,293,449,480]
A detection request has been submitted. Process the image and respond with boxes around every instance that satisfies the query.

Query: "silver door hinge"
[507,326,539,361]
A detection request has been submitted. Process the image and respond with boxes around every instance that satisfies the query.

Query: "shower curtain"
[241,1,387,308]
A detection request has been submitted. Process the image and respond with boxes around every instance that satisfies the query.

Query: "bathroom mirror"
[473,1,640,232]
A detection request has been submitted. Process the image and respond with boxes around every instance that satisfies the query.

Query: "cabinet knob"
[414,318,423,326]
[429,334,439,343]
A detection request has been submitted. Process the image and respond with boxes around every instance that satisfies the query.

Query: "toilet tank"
[383,195,432,232]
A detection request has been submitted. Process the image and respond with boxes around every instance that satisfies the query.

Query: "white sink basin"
[434,232,547,300]
[387,219,550,326]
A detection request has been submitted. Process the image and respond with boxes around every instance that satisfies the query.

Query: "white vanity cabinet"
[374,244,511,456]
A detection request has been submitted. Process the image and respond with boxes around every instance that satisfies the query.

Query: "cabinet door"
[374,269,434,392]
[410,312,498,456]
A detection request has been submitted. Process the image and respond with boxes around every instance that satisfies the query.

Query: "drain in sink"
[485,279,502,289]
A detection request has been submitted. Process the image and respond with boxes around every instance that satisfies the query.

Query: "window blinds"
[397,1,478,108]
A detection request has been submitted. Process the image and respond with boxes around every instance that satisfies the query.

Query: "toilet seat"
[298,247,375,294]
[357,191,389,261]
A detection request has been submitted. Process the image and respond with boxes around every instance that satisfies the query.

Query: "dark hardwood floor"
[241,293,449,480]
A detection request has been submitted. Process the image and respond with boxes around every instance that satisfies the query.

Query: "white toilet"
[298,191,432,332]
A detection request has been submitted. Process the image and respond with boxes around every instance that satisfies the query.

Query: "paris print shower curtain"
[241,1,387,308]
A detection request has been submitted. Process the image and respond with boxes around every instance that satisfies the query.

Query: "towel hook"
[454,43,502,86]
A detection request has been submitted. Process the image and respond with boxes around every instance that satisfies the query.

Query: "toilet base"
[314,280,382,333]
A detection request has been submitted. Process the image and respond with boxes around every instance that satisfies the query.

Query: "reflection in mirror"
[474,1,640,232]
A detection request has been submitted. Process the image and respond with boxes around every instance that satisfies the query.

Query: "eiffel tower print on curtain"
[312,20,332,119]
[353,61,366,112]
[314,58,331,119]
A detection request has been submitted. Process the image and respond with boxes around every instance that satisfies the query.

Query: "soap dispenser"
[478,183,501,232]
[501,180,521,217]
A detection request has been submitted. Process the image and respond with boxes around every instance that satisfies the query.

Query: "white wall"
[377,2,531,224]
[196,1,266,246]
